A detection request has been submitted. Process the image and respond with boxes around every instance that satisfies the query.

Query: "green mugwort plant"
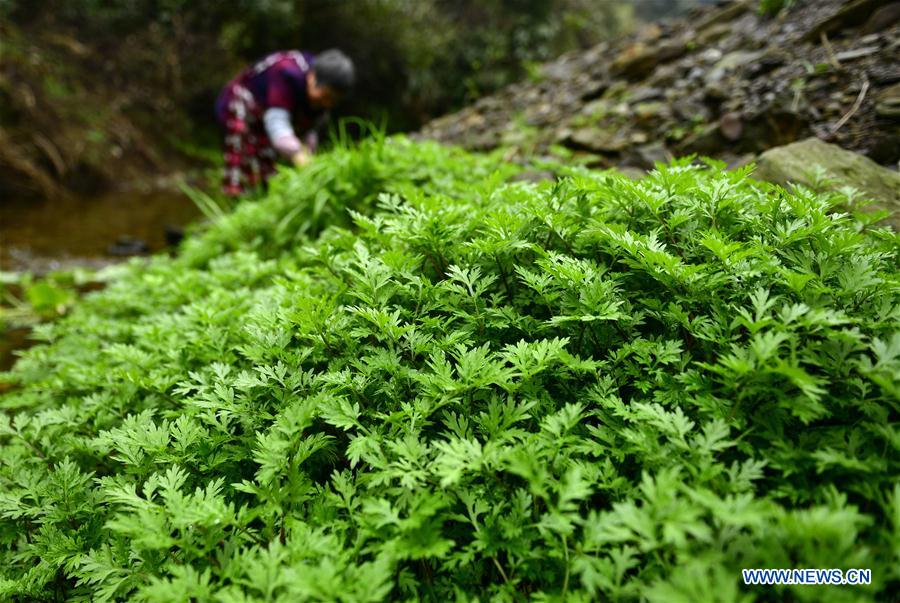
[0,133,898,601]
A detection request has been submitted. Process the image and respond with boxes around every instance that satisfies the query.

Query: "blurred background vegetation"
[0,0,707,199]
[1,1,708,129]
[0,0,705,353]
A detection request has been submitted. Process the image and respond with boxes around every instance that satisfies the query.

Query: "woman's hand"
[291,147,312,167]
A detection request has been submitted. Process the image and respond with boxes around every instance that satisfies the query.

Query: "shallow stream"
[0,188,202,370]
[0,189,201,273]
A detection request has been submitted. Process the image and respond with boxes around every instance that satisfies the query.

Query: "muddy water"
[0,326,33,373]
[0,189,202,273]
[0,188,202,372]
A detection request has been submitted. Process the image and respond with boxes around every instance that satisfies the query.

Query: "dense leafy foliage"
[1,136,899,601]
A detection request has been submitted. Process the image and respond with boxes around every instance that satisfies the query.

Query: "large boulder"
[755,138,900,229]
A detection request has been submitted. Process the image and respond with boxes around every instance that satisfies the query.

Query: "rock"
[564,128,629,153]
[164,226,185,248]
[674,96,711,122]
[740,111,807,152]
[107,237,149,256]
[463,112,487,128]
[646,62,683,88]
[870,64,900,85]
[694,0,751,31]
[747,51,787,77]
[875,102,900,119]
[630,142,671,168]
[602,80,630,101]
[542,60,578,81]
[610,39,688,80]
[699,48,724,64]
[579,78,608,101]
[704,81,729,101]
[636,23,663,43]
[634,101,670,125]
[508,170,557,184]
[579,99,612,120]
[755,138,900,228]
[867,133,900,165]
[803,0,890,41]
[524,103,557,126]
[656,40,688,63]
[630,87,664,103]
[727,153,757,170]
[419,0,900,174]
[680,123,725,156]
[861,1,900,33]
[736,13,769,47]
[610,43,654,79]
[876,82,900,118]
[697,22,732,46]
[720,112,743,141]
[469,132,502,151]
[706,50,765,83]
[688,66,707,82]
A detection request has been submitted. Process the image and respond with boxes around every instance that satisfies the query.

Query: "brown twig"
[831,77,869,134]
[33,133,67,176]
[791,85,804,113]
[820,32,842,71]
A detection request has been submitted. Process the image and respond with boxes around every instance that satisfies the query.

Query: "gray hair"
[313,49,355,94]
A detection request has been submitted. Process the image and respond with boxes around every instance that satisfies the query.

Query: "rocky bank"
[419,0,900,172]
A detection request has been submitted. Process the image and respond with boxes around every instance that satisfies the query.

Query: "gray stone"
[634,101,671,125]
[610,39,688,80]
[803,0,891,41]
[861,2,900,34]
[705,81,729,100]
[565,128,629,153]
[579,78,608,100]
[674,96,710,122]
[706,50,765,83]
[680,123,724,155]
[542,61,578,81]
[697,22,732,46]
[631,142,671,168]
[630,131,649,145]
[699,48,724,64]
[876,102,900,118]
[876,82,900,119]
[630,87,664,103]
[755,138,900,229]
[416,0,900,174]
[508,170,557,184]
[694,0,751,31]
[720,112,743,141]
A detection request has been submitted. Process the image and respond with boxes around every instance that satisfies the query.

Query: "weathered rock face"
[877,83,900,118]
[756,137,900,228]
[418,0,900,172]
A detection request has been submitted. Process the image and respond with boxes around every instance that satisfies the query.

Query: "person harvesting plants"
[215,49,355,196]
